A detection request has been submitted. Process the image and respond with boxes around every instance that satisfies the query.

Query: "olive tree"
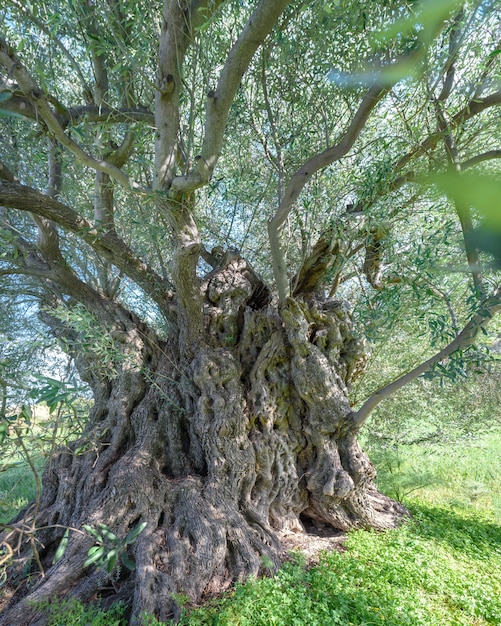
[0,0,500,623]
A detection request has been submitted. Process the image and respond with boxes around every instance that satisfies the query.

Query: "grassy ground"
[1,431,500,625]
[0,456,44,524]
[1,401,84,524]
[368,431,501,516]
[172,503,501,626]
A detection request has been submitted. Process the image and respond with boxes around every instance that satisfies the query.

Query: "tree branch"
[393,89,501,174]
[433,96,483,291]
[260,49,285,199]
[0,267,51,279]
[435,7,464,103]
[0,160,17,182]
[269,85,389,301]
[462,149,501,169]
[153,0,227,191]
[0,181,173,314]
[30,139,64,268]
[154,0,191,191]
[351,287,501,431]
[349,89,501,215]
[0,38,141,190]
[0,213,108,314]
[170,0,292,192]
[3,232,116,316]
[0,94,155,126]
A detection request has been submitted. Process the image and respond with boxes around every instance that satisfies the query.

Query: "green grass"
[368,432,501,519]
[1,402,84,524]
[2,432,500,625]
[0,456,43,524]
[34,598,126,626]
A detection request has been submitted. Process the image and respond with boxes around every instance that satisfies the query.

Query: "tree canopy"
[2,1,500,321]
[1,0,499,359]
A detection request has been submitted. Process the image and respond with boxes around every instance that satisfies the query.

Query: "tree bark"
[0,256,406,625]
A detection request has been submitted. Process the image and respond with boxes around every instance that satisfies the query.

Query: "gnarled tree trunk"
[0,255,406,625]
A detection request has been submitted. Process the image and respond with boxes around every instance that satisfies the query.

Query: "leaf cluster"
[81,520,147,574]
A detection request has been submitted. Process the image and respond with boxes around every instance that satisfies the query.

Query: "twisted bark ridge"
[0,256,406,625]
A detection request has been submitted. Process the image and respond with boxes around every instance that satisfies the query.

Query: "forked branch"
[0,181,173,314]
[269,85,389,301]
[0,37,140,191]
[349,89,501,216]
[170,0,292,192]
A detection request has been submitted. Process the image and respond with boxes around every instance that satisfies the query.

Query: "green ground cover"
[172,502,501,626]
[0,457,44,524]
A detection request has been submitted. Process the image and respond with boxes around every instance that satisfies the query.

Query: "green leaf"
[19,404,32,424]
[74,445,90,455]
[83,524,103,541]
[121,551,136,571]
[106,549,118,573]
[0,110,25,119]
[374,0,461,45]
[53,529,70,564]
[71,126,86,142]
[124,521,147,545]
[431,172,501,227]
[98,523,118,543]
[0,423,9,445]
[83,545,105,568]
[467,228,501,269]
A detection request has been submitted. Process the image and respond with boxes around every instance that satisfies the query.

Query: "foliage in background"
[0,382,89,524]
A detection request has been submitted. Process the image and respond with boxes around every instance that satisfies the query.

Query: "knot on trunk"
[203,252,271,347]
[282,297,369,387]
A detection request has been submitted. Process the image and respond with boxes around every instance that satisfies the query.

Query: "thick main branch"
[269,85,389,301]
[170,0,292,192]
[0,181,173,314]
